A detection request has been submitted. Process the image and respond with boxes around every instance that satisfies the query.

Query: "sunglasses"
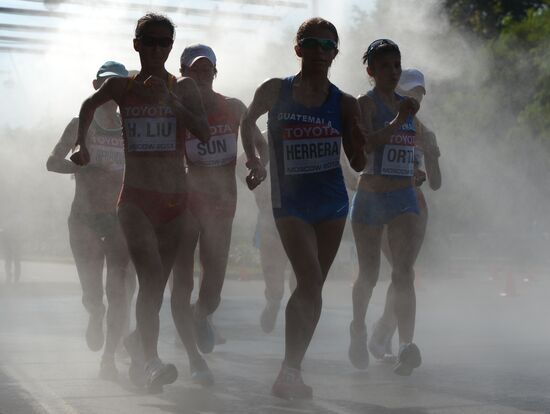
[138,35,173,48]
[298,37,338,51]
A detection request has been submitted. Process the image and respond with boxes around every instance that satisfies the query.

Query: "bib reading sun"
[185,124,237,167]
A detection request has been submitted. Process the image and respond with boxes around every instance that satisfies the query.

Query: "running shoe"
[193,305,215,354]
[260,301,280,333]
[123,331,146,387]
[86,310,104,352]
[393,343,422,376]
[348,322,369,369]
[145,358,178,394]
[190,357,214,386]
[368,320,393,361]
[271,365,313,400]
[99,354,118,381]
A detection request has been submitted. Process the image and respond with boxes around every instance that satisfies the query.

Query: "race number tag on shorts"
[381,121,415,177]
[89,134,124,171]
[123,105,177,152]
[283,124,341,175]
[186,125,237,167]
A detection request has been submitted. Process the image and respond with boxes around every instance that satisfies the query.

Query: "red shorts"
[118,186,186,226]
[187,190,236,219]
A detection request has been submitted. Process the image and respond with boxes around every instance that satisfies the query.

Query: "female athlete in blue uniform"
[241,18,365,399]
[349,39,423,376]
[368,69,442,363]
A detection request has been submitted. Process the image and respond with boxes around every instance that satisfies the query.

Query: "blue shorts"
[350,187,419,226]
[273,199,349,225]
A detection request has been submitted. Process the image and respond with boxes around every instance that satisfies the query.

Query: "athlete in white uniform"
[47,61,135,380]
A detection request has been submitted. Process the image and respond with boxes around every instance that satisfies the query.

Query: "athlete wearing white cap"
[368,68,441,362]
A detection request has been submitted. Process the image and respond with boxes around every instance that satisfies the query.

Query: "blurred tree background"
[445,0,550,140]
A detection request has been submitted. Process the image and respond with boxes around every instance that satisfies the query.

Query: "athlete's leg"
[261,220,287,306]
[276,217,345,369]
[349,221,384,368]
[275,218,321,370]
[188,213,233,354]
[310,217,346,339]
[171,210,201,363]
[288,270,297,293]
[387,212,424,344]
[259,220,288,333]
[351,222,384,331]
[68,215,106,351]
[195,214,233,319]
[118,204,169,363]
[101,223,131,379]
[123,263,137,337]
[374,200,428,355]
[272,217,344,399]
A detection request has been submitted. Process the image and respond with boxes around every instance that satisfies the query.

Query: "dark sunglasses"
[298,37,338,51]
[138,35,173,48]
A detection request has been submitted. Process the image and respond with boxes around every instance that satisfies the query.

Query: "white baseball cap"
[180,44,217,68]
[398,69,426,94]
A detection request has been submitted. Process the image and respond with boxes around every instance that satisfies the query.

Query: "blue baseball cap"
[96,61,128,79]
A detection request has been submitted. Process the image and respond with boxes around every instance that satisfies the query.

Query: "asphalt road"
[1,261,549,414]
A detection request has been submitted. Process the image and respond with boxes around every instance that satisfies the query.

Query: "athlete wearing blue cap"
[47,60,135,381]
[349,39,423,376]
[241,17,366,399]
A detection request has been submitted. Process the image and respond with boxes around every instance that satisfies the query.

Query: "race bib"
[124,116,177,152]
[88,134,124,171]
[283,135,341,175]
[185,131,237,167]
[381,145,415,176]
[381,127,415,177]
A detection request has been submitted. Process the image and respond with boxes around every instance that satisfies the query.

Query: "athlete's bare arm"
[255,132,269,166]
[241,78,282,189]
[47,118,80,174]
[227,97,267,164]
[358,94,419,151]
[416,119,441,190]
[174,77,210,142]
[74,77,126,165]
[341,93,366,172]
